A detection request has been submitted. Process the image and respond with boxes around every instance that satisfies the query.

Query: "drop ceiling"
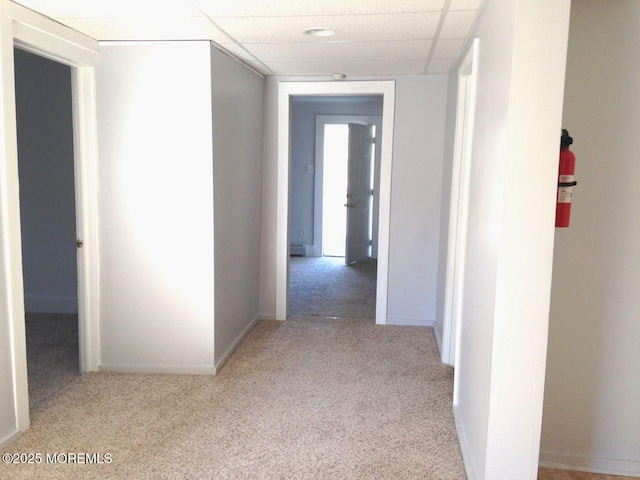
[13,0,485,77]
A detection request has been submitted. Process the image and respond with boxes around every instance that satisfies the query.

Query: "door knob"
[343,203,356,208]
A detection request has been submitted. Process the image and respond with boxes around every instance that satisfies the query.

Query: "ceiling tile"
[426,57,455,74]
[55,17,228,43]
[192,0,446,17]
[264,59,426,76]
[243,40,432,62]
[15,0,200,18]
[213,13,441,43]
[439,10,478,38]
[13,0,485,77]
[449,0,485,10]
[431,38,465,58]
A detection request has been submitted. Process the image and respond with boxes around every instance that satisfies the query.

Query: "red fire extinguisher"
[555,129,577,227]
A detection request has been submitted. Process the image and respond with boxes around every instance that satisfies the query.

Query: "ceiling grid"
[14,0,485,76]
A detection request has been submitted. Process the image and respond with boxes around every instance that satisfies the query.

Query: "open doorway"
[275,82,395,324]
[321,123,349,258]
[287,96,383,319]
[439,39,479,368]
[321,121,378,262]
[0,4,99,442]
[14,48,80,410]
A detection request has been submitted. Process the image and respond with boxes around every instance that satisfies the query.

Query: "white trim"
[276,81,395,325]
[539,452,640,477]
[385,317,434,327]
[0,1,99,443]
[214,314,261,372]
[13,23,95,67]
[5,0,97,69]
[0,429,22,450]
[99,364,216,375]
[454,404,477,480]
[0,12,29,435]
[441,39,479,367]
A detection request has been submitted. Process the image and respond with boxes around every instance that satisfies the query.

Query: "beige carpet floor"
[25,313,80,410]
[1,316,465,480]
[289,256,376,319]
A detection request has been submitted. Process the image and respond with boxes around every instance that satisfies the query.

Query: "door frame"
[441,39,479,367]
[0,1,99,438]
[276,81,395,325]
[314,114,382,259]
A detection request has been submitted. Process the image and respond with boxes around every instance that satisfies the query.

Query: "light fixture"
[303,28,336,37]
[332,73,346,81]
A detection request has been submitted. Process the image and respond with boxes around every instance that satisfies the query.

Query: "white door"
[345,123,374,265]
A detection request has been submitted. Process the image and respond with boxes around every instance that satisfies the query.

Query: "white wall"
[210,47,264,369]
[96,42,215,373]
[540,1,640,475]
[259,76,448,326]
[444,0,570,478]
[259,77,279,319]
[14,48,77,314]
[386,76,447,325]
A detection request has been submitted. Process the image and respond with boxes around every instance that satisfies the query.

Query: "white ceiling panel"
[15,0,200,18]
[213,13,441,43]
[439,10,478,38]
[192,0,447,17]
[432,38,466,58]
[54,17,229,43]
[427,57,456,74]
[13,0,485,77]
[264,59,427,76]
[449,0,486,10]
[243,40,432,62]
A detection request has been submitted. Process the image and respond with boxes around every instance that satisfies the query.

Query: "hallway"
[289,256,377,319]
[2,316,463,479]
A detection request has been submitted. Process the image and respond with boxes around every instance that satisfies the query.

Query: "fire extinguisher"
[555,129,577,227]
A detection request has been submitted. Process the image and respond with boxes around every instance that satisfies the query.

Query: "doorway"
[440,39,479,368]
[14,48,80,410]
[276,81,396,324]
[321,123,349,258]
[289,109,382,319]
[0,5,100,441]
[318,115,382,262]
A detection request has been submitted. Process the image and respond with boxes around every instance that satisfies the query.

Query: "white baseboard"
[24,294,77,314]
[214,314,261,372]
[99,364,215,375]
[0,429,23,450]
[453,404,477,480]
[306,244,320,257]
[385,316,434,327]
[433,325,443,354]
[539,451,640,477]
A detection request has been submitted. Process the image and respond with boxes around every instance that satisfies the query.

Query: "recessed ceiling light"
[332,73,346,81]
[303,28,336,37]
